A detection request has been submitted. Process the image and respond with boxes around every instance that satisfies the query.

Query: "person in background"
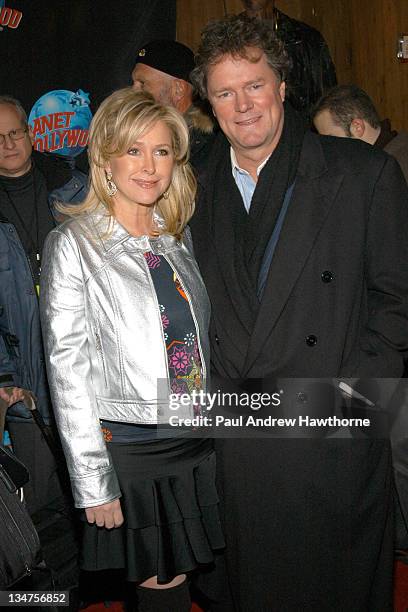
[0,95,86,515]
[313,84,408,556]
[189,14,408,611]
[131,39,215,172]
[40,89,224,612]
[312,83,408,182]
[240,0,337,121]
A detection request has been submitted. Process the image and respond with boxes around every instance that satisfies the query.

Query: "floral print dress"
[100,250,203,443]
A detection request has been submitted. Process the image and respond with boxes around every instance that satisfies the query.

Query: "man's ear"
[172,78,188,101]
[350,118,365,139]
[28,125,34,146]
[171,78,193,113]
[279,80,286,102]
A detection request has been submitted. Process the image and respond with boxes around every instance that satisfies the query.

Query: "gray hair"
[0,95,28,126]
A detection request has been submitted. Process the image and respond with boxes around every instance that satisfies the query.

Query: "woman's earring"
[162,190,169,199]
[106,171,117,197]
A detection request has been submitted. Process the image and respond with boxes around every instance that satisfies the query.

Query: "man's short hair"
[0,95,28,126]
[191,14,291,99]
[312,85,381,135]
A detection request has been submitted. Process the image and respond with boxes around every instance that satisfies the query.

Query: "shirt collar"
[230,147,271,178]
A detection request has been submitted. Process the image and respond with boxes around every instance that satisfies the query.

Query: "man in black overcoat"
[189,14,408,612]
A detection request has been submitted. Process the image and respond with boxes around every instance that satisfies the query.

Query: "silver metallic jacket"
[40,207,210,508]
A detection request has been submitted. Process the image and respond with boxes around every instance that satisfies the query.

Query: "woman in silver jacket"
[40,88,224,612]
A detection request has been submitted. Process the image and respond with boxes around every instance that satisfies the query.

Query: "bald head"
[312,85,382,145]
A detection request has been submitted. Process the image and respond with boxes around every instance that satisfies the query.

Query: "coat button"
[321,270,334,283]
[215,334,220,345]
[305,334,317,346]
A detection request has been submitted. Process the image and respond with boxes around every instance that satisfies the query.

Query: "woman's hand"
[85,499,124,529]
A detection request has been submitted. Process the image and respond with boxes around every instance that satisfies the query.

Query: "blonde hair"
[62,88,196,237]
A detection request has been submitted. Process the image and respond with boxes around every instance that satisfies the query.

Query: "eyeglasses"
[0,128,28,146]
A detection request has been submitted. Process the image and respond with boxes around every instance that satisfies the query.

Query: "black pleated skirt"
[80,437,225,584]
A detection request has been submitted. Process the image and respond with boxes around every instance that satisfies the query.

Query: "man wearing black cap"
[132,39,215,172]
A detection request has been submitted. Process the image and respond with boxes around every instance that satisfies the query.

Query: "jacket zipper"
[0,496,37,579]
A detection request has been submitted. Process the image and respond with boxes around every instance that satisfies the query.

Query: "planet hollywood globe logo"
[28,89,92,157]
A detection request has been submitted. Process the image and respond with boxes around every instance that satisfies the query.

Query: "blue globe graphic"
[28,89,92,157]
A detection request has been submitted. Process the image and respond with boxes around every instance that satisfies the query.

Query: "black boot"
[136,580,191,612]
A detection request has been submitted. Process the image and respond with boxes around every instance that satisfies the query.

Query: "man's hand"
[85,498,124,529]
[0,386,25,408]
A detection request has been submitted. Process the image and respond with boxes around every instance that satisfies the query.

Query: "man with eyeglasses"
[0,95,86,518]
[0,96,86,600]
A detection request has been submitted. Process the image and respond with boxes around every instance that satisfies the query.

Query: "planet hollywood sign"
[31,112,88,153]
[0,3,22,30]
[29,89,92,157]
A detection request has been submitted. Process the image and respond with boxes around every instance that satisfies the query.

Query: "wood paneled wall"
[348,0,408,131]
[176,0,352,77]
[177,0,408,130]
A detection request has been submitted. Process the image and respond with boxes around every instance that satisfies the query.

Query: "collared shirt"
[230,147,271,213]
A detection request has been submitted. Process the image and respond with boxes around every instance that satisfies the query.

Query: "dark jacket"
[185,104,216,175]
[385,131,408,185]
[240,8,337,121]
[192,132,408,384]
[274,9,337,120]
[0,151,87,422]
[190,131,408,610]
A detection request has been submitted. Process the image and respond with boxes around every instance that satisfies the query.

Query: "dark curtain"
[0,0,176,112]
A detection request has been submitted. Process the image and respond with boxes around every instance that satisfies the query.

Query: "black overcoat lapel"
[243,134,344,376]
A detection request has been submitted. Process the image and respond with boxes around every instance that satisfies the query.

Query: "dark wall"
[1,0,176,112]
